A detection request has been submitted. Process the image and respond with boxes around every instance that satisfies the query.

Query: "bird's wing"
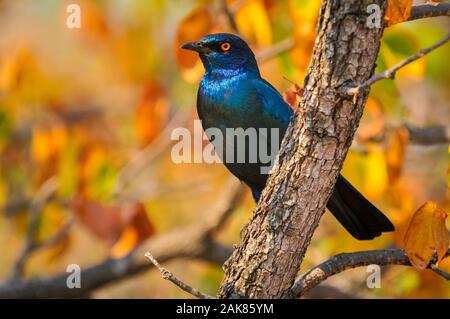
[251,78,294,126]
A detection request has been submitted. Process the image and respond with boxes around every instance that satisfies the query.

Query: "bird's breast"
[197,74,256,130]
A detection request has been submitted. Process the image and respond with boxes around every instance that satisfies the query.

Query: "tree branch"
[257,38,296,63]
[11,178,59,280]
[219,0,239,34]
[290,248,450,298]
[358,124,450,145]
[253,4,450,64]
[429,264,450,280]
[145,252,214,299]
[344,33,450,95]
[406,125,450,145]
[408,3,450,21]
[0,180,245,298]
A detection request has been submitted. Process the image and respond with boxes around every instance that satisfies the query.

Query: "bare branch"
[0,179,244,298]
[145,252,214,299]
[11,178,59,280]
[408,3,450,21]
[429,264,450,280]
[218,0,239,34]
[303,284,357,299]
[257,38,296,63]
[345,33,450,96]
[406,125,450,145]
[37,219,73,248]
[2,199,30,217]
[113,110,192,198]
[358,125,450,145]
[290,248,450,298]
[253,4,450,64]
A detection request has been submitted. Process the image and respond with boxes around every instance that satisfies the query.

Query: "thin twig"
[358,124,450,145]
[255,5,450,65]
[219,0,239,34]
[11,178,59,280]
[257,37,296,63]
[252,4,450,65]
[405,124,450,145]
[144,252,215,299]
[228,0,245,14]
[37,219,73,248]
[429,264,450,280]
[408,3,450,21]
[112,110,192,197]
[344,33,450,96]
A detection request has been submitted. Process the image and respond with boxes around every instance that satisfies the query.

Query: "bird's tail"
[326,175,395,240]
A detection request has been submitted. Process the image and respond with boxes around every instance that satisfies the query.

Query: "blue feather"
[181,33,395,239]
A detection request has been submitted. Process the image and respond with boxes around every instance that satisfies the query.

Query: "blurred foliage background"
[0,0,449,298]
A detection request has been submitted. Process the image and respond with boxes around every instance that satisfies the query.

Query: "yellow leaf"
[447,164,450,190]
[385,127,409,184]
[385,0,413,26]
[364,146,389,198]
[0,178,6,208]
[404,202,449,270]
[80,146,107,184]
[288,0,321,74]
[36,202,66,242]
[235,0,272,46]
[381,38,426,79]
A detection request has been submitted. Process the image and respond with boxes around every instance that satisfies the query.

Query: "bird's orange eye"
[221,42,231,52]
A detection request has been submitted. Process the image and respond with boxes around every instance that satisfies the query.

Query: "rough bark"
[218,0,387,299]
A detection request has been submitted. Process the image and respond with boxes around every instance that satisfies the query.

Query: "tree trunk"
[218,0,387,299]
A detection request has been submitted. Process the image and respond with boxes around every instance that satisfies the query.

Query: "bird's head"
[181,33,259,76]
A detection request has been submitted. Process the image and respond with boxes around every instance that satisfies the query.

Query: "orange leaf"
[175,5,215,83]
[404,201,449,270]
[282,84,303,110]
[135,81,169,145]
[110,203,155,258]
[0,45,38,92]
[31,123,67,163]
[385,0,413,26]
[72,196,124,243]
[110,226,138,258]
[385,127,409,184]
[72,196,155,257]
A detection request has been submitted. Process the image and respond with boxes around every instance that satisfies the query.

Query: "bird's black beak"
[181,41,210,54]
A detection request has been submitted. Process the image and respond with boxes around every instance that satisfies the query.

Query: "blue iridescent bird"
[182,33,394,240]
